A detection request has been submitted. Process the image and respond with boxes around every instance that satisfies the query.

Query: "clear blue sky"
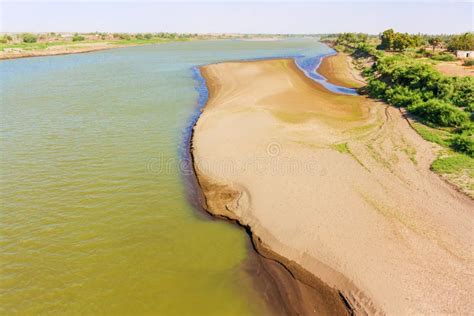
[1,1,472,34]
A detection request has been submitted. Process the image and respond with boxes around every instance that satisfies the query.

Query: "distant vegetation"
[447,33,474,52]
[22,33,38,43]
[378,29,424,51]
[0,32,205,52]
[72,33,85,42]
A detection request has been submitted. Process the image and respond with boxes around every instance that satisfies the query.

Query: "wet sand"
[191,56,474,314]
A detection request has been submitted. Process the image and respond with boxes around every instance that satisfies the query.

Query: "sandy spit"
[191,56,474,315]
[0,42,140,60]
[316,53,365,88]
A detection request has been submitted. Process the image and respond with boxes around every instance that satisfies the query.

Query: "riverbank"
[191,55,474,314]
[0,38,190,60]
[0,42,135,60]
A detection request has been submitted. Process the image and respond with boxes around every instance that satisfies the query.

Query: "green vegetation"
[464,59,474,66]
[0,32,201,53]
[72,34,85,42]
[430,53,457,61]
[411,122,451,147]
[428,36,443,52]
[360,52,473,156]
[431,153,474,177]
[447,32,474,52]
[330,30,474,192]
[363,54,472,119]
[333,142,350,154]
[0,35,12,44]
[22,33,37,43]
[378,29,424,51]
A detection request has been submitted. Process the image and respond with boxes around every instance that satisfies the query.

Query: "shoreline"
[0,40,190,60]
[190,54,474,314]
[0,43,135,60]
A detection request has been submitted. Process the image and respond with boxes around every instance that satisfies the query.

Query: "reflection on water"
[0,39,332,315]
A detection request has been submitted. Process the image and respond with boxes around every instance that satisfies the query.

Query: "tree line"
[332,29,474,52]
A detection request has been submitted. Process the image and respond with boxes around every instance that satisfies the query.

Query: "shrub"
[366,79,387,98]
[407,99,469,127]
[451,134,474,157]
[431,53,457,62]
[464,59,474,66]
[144,33,153,40]
[22,33,37,43]
[451,76,474,108]
[0,35,13,43]
[385,85,422,107]
[72,34,85,42]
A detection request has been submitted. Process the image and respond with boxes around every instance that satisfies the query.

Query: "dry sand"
[191,57,474,314]
[316,53,365,88]
[435,61,474,77]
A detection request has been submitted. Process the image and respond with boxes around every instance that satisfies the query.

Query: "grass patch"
[431,152,474,176]
[412,121,473,195]
[332,142,350,154]
[411,121,452,147]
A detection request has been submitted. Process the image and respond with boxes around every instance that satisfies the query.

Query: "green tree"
[428,36,443,52]
[392,33,414,51]
[447,33,474,51]
[379,29,396,50]
[379,29,421,51]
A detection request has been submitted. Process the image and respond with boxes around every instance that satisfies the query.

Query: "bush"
[113,33,131,40]
[144,33,153,40]
[464,59,474,66]
[431,53,457,62]
[22,33,37,43]
[366,79,387,98]
[72,34,85,42]
[451,134,474,157]
[407,99,470,127]
[451,76,474,108]
[370,55,474,109]
[0,35,13,43]
[385,85,422,107]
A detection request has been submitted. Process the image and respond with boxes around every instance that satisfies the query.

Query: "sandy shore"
[316,53,365,88]
[191,55,474,314]
[0,42,132,60]
[0,41,168,60]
